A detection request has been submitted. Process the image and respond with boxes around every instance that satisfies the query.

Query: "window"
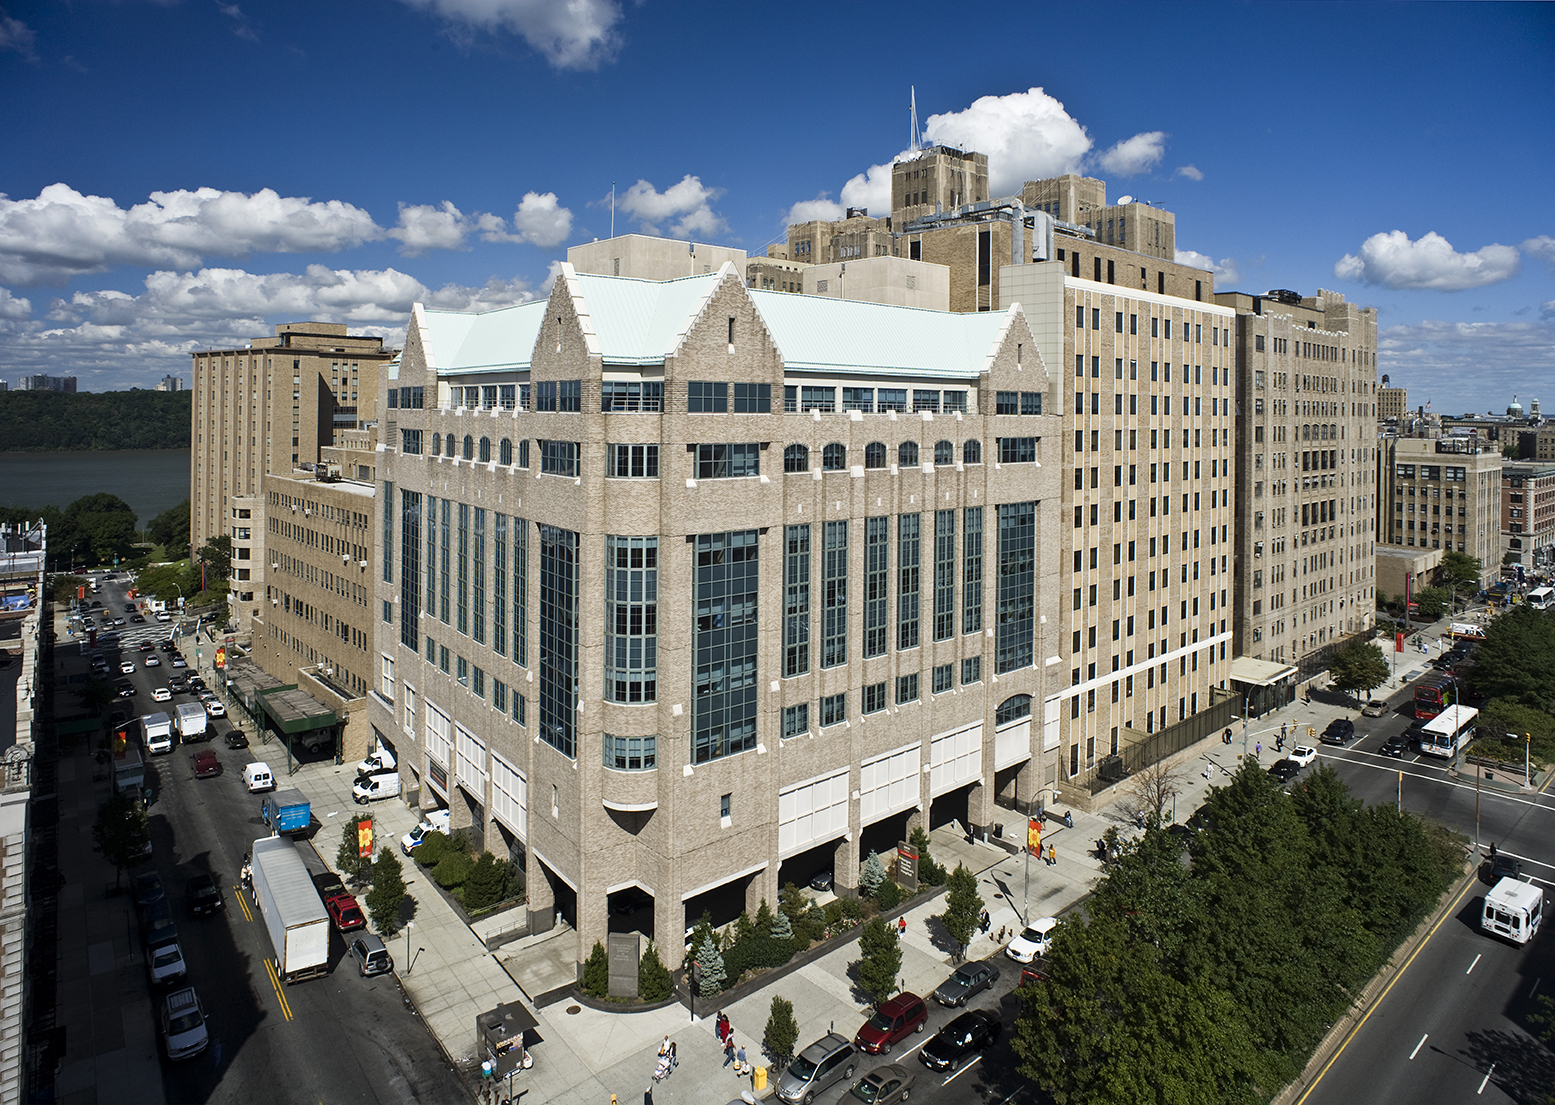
[401,429,423,455]
[538,525,579,758]
[733,383,771,412]
[431,432,441,455]
[783,703,809,738]
[933,664,953,694]
[962,656,982,685]
[601,380,664,412]
[783,526,810,677]
[605,536,658,703]
[499,438,513,465]
[996,391,1019,415]
[801,386,835,412]
[862,682,887,714]
[998,437,1037,464]
[963,439,982,465]
[934,440,954,466]
[693,530,760,764]
[478,436,491,463]
[540,440,580,477]
[934,509,955,641]
[688,381,728,413]
[557,380,580,411]
[963,506,983,634]
[877,388,906,412]
[784,444,810,472]
[821,521,848,667]
[863,517,888,658]
[603,733,657,771]
[896,673,919,704]
[605,443,660,478]
[996,694,1031,725]
[996,502,1036,672]
[462,434,475,460]
[898,513,921,650]
[898,441,919,467]
[518,439,530,468]
[842,387,874,413]
[499,384,515,410]
[864,442,887,469]
[820,692,846,727]
[720,793,732,826]
[822,443,847,471]
[686,440,756,479]
[911,390,940,413]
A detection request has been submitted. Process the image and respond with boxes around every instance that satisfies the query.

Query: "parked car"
[191,750,222,778]
[186,874,224,916]
[349,933,394,976]
[1381,734,1408,758]
[1319,718,1356,746]
[849,1064,915,1104]
[1289,744,1318,767]
[225,730,250,750]
[1005,918,1057,964]
[777,1032,856,1105]
[933,960,1000,1006]
[809,869,834,892]
[322,889,365,932]
[170,656,187,668]
[854,992,927,1056]
[146,937,187,986]
[160,988,209,1060]
[205,701,226,718]
[1362,699,1389,717]
[919,1009,1001,1072]
[133,872,165,911]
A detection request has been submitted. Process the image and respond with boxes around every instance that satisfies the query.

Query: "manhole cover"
[567,1005,581,1015]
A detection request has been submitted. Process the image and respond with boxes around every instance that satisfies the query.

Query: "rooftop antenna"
[610,181,616,239]
[910,86,922,153]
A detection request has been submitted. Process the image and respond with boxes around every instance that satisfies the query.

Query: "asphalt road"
[85,579,465,1104]
[1294,678,1555,1105]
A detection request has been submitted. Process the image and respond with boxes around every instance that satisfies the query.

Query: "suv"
[854,993,927,1055]
[1319,718,1356,746]
[777,1032,856,1104]
[161,988,209,1060]
[349,933,394,976]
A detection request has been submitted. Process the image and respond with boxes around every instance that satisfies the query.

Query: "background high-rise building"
[1378,381,1406,422]
[14,375,76,393]
[155,374,183,392]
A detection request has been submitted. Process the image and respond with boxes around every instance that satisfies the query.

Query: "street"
[72,577,464,1104]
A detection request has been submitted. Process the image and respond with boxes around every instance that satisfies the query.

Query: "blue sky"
[0,0,1550,413]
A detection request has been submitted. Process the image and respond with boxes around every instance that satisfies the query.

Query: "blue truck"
[261,788,311,835]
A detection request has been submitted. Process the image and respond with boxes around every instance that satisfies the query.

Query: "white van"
[243,762,275,793]
[1483,877,1543,945]
[352,771,401,805]
[355,745,397,777]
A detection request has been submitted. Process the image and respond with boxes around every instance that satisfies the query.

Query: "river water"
[0,449,191,529]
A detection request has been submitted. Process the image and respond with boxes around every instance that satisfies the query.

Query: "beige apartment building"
[368,261,1062,970]
[1378,435,1502,589]
[787,211,896,266]
[191,323,392,630]
[1501,463,1555,570]
[1379,384,1407,422]
[1216,289,1380,678]
[892,144,989,224]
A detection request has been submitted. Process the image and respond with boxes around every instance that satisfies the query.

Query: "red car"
[312,871,365,931]
[191,750,222,778]
[854,992,927,1055]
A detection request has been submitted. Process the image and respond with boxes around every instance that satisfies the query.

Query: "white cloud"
[784,195,847,226]
[1175,249,1240,286]
[922,88,1094,195]
[0,287,30,319]
[401,0,622,69]
[1174,164,1204,181]
[1378,318,1555,412]
[1542,300,1555,320]
[388,201,473,255]
[838,164,896,219]
[0,10,37,61]
[1098,131,1166,177]
[618,176,726,239]
[1524,235,1555,274]
[1334,230,1520,291]
[494,191,573,249]
[0,184,381,285]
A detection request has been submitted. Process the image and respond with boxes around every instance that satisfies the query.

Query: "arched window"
[462,434,474,460]
[963,439,982,465]
[996,694,1032,725]
[499,438,513,465]
[446,433,457,458]
[934,440,954,466]
[432,432,442,456]
[784,444,810,473]
[822,443,846,471]
[898,441,919,467]
[865,442,887,469]
[478,436,491,463]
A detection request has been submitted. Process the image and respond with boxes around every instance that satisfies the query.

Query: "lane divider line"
[263,957,293,1021]
[1466,954,1481,975]
[1410,1034,1428,1060]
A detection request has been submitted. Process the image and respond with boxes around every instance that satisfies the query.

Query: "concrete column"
[832,836,859,899]
[967,780,992,838]
[527,862,556,936]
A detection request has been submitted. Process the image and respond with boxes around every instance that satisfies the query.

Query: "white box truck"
[249,836,330,983]
[1482,877,1543,945]
[113,744,145,792]
[142,712,174,756]
[174,702,208,744]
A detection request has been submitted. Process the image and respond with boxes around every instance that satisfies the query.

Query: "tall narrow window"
[382,481,395,584]
[822,522,848,668]
[538,524,579,758]
[783,525,810,677]
[897,513,921,650]
[399,489,421,649]
[492,514,507,656]
[515,518,529,668]
[472,508,486,644]
[425,496,438,629]
[439,498,451,624]
[864,516,889,658]
[692,531,760,764]
[605,536,658,702]
[963,507,984,634]
[457,503,470,635]
[934,509,955,641]
[996,502,1036,672]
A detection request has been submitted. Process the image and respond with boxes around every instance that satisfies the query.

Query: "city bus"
[1419,704,1478,759]
[1528,586,1554,611]
[1413,676,1454,720]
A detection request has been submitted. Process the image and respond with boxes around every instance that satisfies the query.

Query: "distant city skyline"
[0,0,1550,408]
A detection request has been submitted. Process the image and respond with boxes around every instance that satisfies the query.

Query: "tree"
[66,494,139,566]
[763,996,799,1072]
[147,499,190,560]
[940,863,982,960]
[1438,551,1483,600]
[1472,605,1555,712]
[755,898,775,934]
[1121,757,1184,825]
[1413,585,1451,620]
[336,814,374,885]
[859,851,886,898]
[195,535,232,595]
[638,941,672,1001]
[1327,639,1390,703]
[694,932,727,996]
[365,847,407,935]
[771,904,794,941]
[462,852,509,911]
[582,940,609,998]
[135,561,198,605]
[92,791,149,888]
[1477,698,1555,769]
[911,825,946,885]
[855,916,903,1006]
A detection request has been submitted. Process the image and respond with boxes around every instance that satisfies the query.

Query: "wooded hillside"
[0,389,191,451]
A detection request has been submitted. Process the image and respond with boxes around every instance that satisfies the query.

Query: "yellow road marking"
[263,957,293,1021]
[233,885,253,923]
[1295,878,1477,1104]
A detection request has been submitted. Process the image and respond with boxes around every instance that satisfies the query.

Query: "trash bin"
[754,1066,767,1091]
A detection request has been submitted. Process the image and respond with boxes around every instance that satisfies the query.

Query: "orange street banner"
[357,818,374,859]
[215,647,227,669]
[1027,817,1042,855]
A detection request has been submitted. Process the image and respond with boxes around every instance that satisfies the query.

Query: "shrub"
[722,933,798,984]
[582,940,608,998]
[875,878,905,912]
[802,902,826,943]
[734,909,754,941]
[433,850,473,889]
[414,830,453,869]
[462,852,508,911]
[755,898,775,934]
[860,851,887,898]
[638,941,672,1001]
[335,814,373,885]
[824,896,865,937]
[771,905,794,941]
[365,847,407,935]
[695,935,726,996]
[764,996,799,1072]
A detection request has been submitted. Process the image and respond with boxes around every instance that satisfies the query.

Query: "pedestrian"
[1047,843,1056,867]
[1281,722,1288,741]
[736,1043,747,1077]
[979,908,990,933]
[1490,842,1498,861]
[669,1041,677,1070]
[717,1012,729,1044]
[897,916,906,937]
[659,1035,670,1057]
[723,1035,735,1068]
[1256,741,1262,757]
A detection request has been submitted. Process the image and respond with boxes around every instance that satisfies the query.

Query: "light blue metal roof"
[567,270,725,366]
[420,300,546,373]
[750,290,1014,379]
